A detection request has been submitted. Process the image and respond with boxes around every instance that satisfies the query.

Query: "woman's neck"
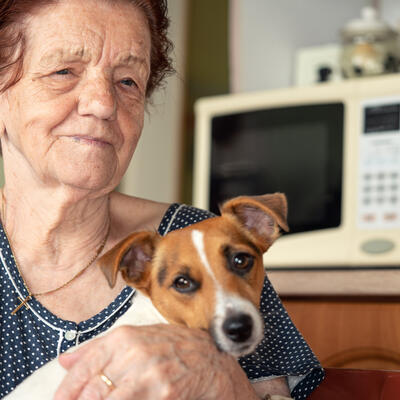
[1,185,112,274]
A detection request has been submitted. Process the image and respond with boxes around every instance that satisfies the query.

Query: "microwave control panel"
[358,98,400,230]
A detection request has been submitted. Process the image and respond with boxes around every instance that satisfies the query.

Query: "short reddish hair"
[0,0,174,97]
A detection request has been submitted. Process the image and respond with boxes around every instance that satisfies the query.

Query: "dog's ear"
[97,231,159,294]
[220,193,289,252]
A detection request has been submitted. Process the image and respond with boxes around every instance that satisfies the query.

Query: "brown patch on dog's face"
[147,225,215,330]
[146,216,266,331]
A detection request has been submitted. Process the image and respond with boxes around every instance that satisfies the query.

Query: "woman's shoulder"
[110,191,170,235]
[110,192,216,237]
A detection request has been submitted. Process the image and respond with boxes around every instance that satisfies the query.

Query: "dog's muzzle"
[211,295,264,358]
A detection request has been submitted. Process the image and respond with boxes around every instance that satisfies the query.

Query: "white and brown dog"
[7,193,290,399]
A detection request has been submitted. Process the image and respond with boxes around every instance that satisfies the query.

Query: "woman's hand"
[54,324,260,400]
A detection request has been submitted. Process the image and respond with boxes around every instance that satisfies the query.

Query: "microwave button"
[364,173,372,181]
[377,172,385,180]
[361,239,395,254]
[384,213,398,221]
[362,213,375,221]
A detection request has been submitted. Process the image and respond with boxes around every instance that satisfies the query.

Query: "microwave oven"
[193,74,400,269]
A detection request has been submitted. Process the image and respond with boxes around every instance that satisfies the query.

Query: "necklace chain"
[1,191,111,315]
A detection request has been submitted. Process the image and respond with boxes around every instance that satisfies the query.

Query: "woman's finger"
[58,343,93,370]
[102,340,193,400]
[54,344,111,400]
[103,371,194,400]
[76,371,115,400]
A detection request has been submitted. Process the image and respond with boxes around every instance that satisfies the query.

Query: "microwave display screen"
[210,103,344,234]
[364,104,400,133]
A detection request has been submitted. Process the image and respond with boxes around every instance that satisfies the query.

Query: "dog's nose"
[222,314,253,343]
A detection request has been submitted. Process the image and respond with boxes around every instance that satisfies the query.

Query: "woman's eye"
[55,69,70,75]
[232,253,254,272]
[120,78,137,88]
[172,275,198,294]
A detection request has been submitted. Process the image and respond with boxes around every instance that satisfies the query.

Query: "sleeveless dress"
[0,203,323,399]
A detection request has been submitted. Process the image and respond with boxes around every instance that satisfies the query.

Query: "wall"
[180,0,229,203]
[230,0,400,92]
[119,0,188,202]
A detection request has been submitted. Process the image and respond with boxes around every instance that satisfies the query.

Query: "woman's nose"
[78,75,117,120]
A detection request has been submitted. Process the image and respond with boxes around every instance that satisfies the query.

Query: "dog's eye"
[231,253,254,273]
[172,275,198,294]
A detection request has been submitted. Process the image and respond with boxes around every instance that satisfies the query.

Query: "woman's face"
[0,0,151,193]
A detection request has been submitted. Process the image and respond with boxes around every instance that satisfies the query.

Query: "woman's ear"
[0,92,8,138]
[0,120,6,140]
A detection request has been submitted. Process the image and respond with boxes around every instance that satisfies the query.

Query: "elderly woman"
[0,0,323,399]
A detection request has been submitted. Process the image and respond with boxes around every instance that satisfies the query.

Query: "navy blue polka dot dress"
[0,203,323,399]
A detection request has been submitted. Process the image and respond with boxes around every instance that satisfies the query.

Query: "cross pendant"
[11,295,32,315]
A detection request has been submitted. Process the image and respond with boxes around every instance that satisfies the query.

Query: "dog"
[6,193,291,399]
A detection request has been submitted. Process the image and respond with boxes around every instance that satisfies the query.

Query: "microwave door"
[210,103,344,235]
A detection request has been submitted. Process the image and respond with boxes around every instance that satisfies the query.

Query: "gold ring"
[100,372,115,389]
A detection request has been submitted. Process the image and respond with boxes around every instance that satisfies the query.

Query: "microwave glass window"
[210,103,344,234]
[364,104,400,134]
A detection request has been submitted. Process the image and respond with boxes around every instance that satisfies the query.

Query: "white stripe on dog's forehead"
[192,229,226,310]
[191,229,218,283]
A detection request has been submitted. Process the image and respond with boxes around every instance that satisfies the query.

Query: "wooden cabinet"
[281,296,400,370]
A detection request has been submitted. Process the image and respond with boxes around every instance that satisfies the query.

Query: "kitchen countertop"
[266,268,400,296]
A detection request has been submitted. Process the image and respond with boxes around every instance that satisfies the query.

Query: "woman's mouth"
[71,136,111,147]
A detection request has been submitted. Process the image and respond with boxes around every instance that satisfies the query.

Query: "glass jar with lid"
[340,6,399,78]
